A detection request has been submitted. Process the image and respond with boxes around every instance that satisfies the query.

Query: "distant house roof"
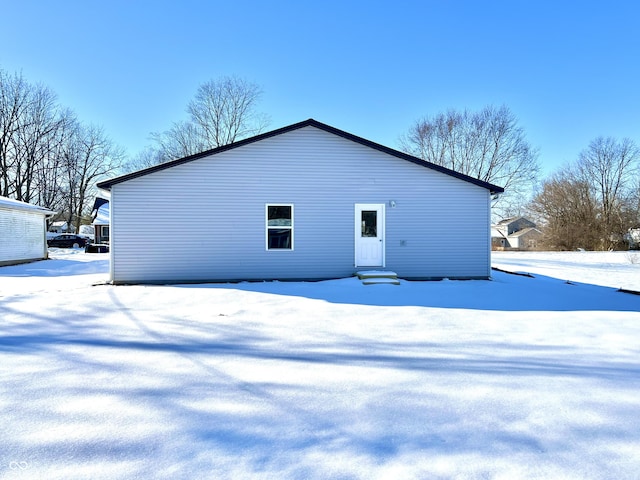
[0,196,54,215]
[497,216,539,226]
[48,221,69,233]
[497,216,521,225]
[509,227,542,238]
[92,197,109,213]
[97,119,505,194]
[92,202,109,225]
[490,227,506,238]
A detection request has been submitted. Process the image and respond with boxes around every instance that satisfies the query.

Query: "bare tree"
[0,67,124,230]
[150,76,269,163]
[150,120,207,161]
[33,110,77,212]
[528,168,600,250]
[121,147,167,173]
[188,76,269,148]
[528,137,640,250]
[630,177,640,225]
[0,69,73,210]
[62,123,125,232]
[400,105,540,215]
[576,136,640,244]
[11,84,64,203]
[0,69,32,198]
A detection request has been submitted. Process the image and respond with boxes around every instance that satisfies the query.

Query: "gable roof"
[97,119,504,194]
[497,216,534,226]
[92,202,109,225]
[509,227,542,238]
[91,197,109,213]
[491,227,507,239]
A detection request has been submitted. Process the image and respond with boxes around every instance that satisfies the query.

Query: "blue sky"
[2,1,639,175]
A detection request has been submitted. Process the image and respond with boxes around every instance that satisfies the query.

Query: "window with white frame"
[266,204,293,250]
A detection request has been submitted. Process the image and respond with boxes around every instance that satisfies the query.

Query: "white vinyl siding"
[109,126,492,283]
[0,204,49,266]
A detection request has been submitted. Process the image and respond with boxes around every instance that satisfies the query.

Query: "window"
[361,210,377,237]
[266,205,293,250]
[100,225,110,242]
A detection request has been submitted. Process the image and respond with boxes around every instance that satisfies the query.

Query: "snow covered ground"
[1,249,639,479]
[493,250,640,291]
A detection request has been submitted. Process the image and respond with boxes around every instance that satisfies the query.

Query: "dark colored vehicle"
[47,234,89,248]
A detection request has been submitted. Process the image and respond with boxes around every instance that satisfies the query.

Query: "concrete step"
[361,277,401,285]
[356,270,400,285]
[356,270,398,279]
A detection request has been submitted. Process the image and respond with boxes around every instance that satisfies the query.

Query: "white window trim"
[265,204,294,251]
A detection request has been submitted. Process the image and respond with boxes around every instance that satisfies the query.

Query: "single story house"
[0,196,54,266]
[97,119,504,284]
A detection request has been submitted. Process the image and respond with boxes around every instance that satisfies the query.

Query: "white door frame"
[354,203,385,268]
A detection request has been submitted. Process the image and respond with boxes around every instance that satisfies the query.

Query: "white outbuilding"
[0,196,54,266]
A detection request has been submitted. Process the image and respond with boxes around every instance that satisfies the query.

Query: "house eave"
[0,196,55,216]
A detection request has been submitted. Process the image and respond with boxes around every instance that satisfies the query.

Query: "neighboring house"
[49,221,68,233]
[624,228,640,250]
[0,196,54,266]
[494,217,536,236]
[97,119,504,284]
[492,217,542,251]
[505,227,543,250]
[91,198,110,244]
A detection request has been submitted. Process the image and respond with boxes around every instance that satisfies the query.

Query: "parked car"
[47,234,89,248]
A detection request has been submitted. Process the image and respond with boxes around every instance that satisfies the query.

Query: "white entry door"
[355,204,385,267]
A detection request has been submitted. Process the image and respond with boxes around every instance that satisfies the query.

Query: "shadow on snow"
[182,271,640,312]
